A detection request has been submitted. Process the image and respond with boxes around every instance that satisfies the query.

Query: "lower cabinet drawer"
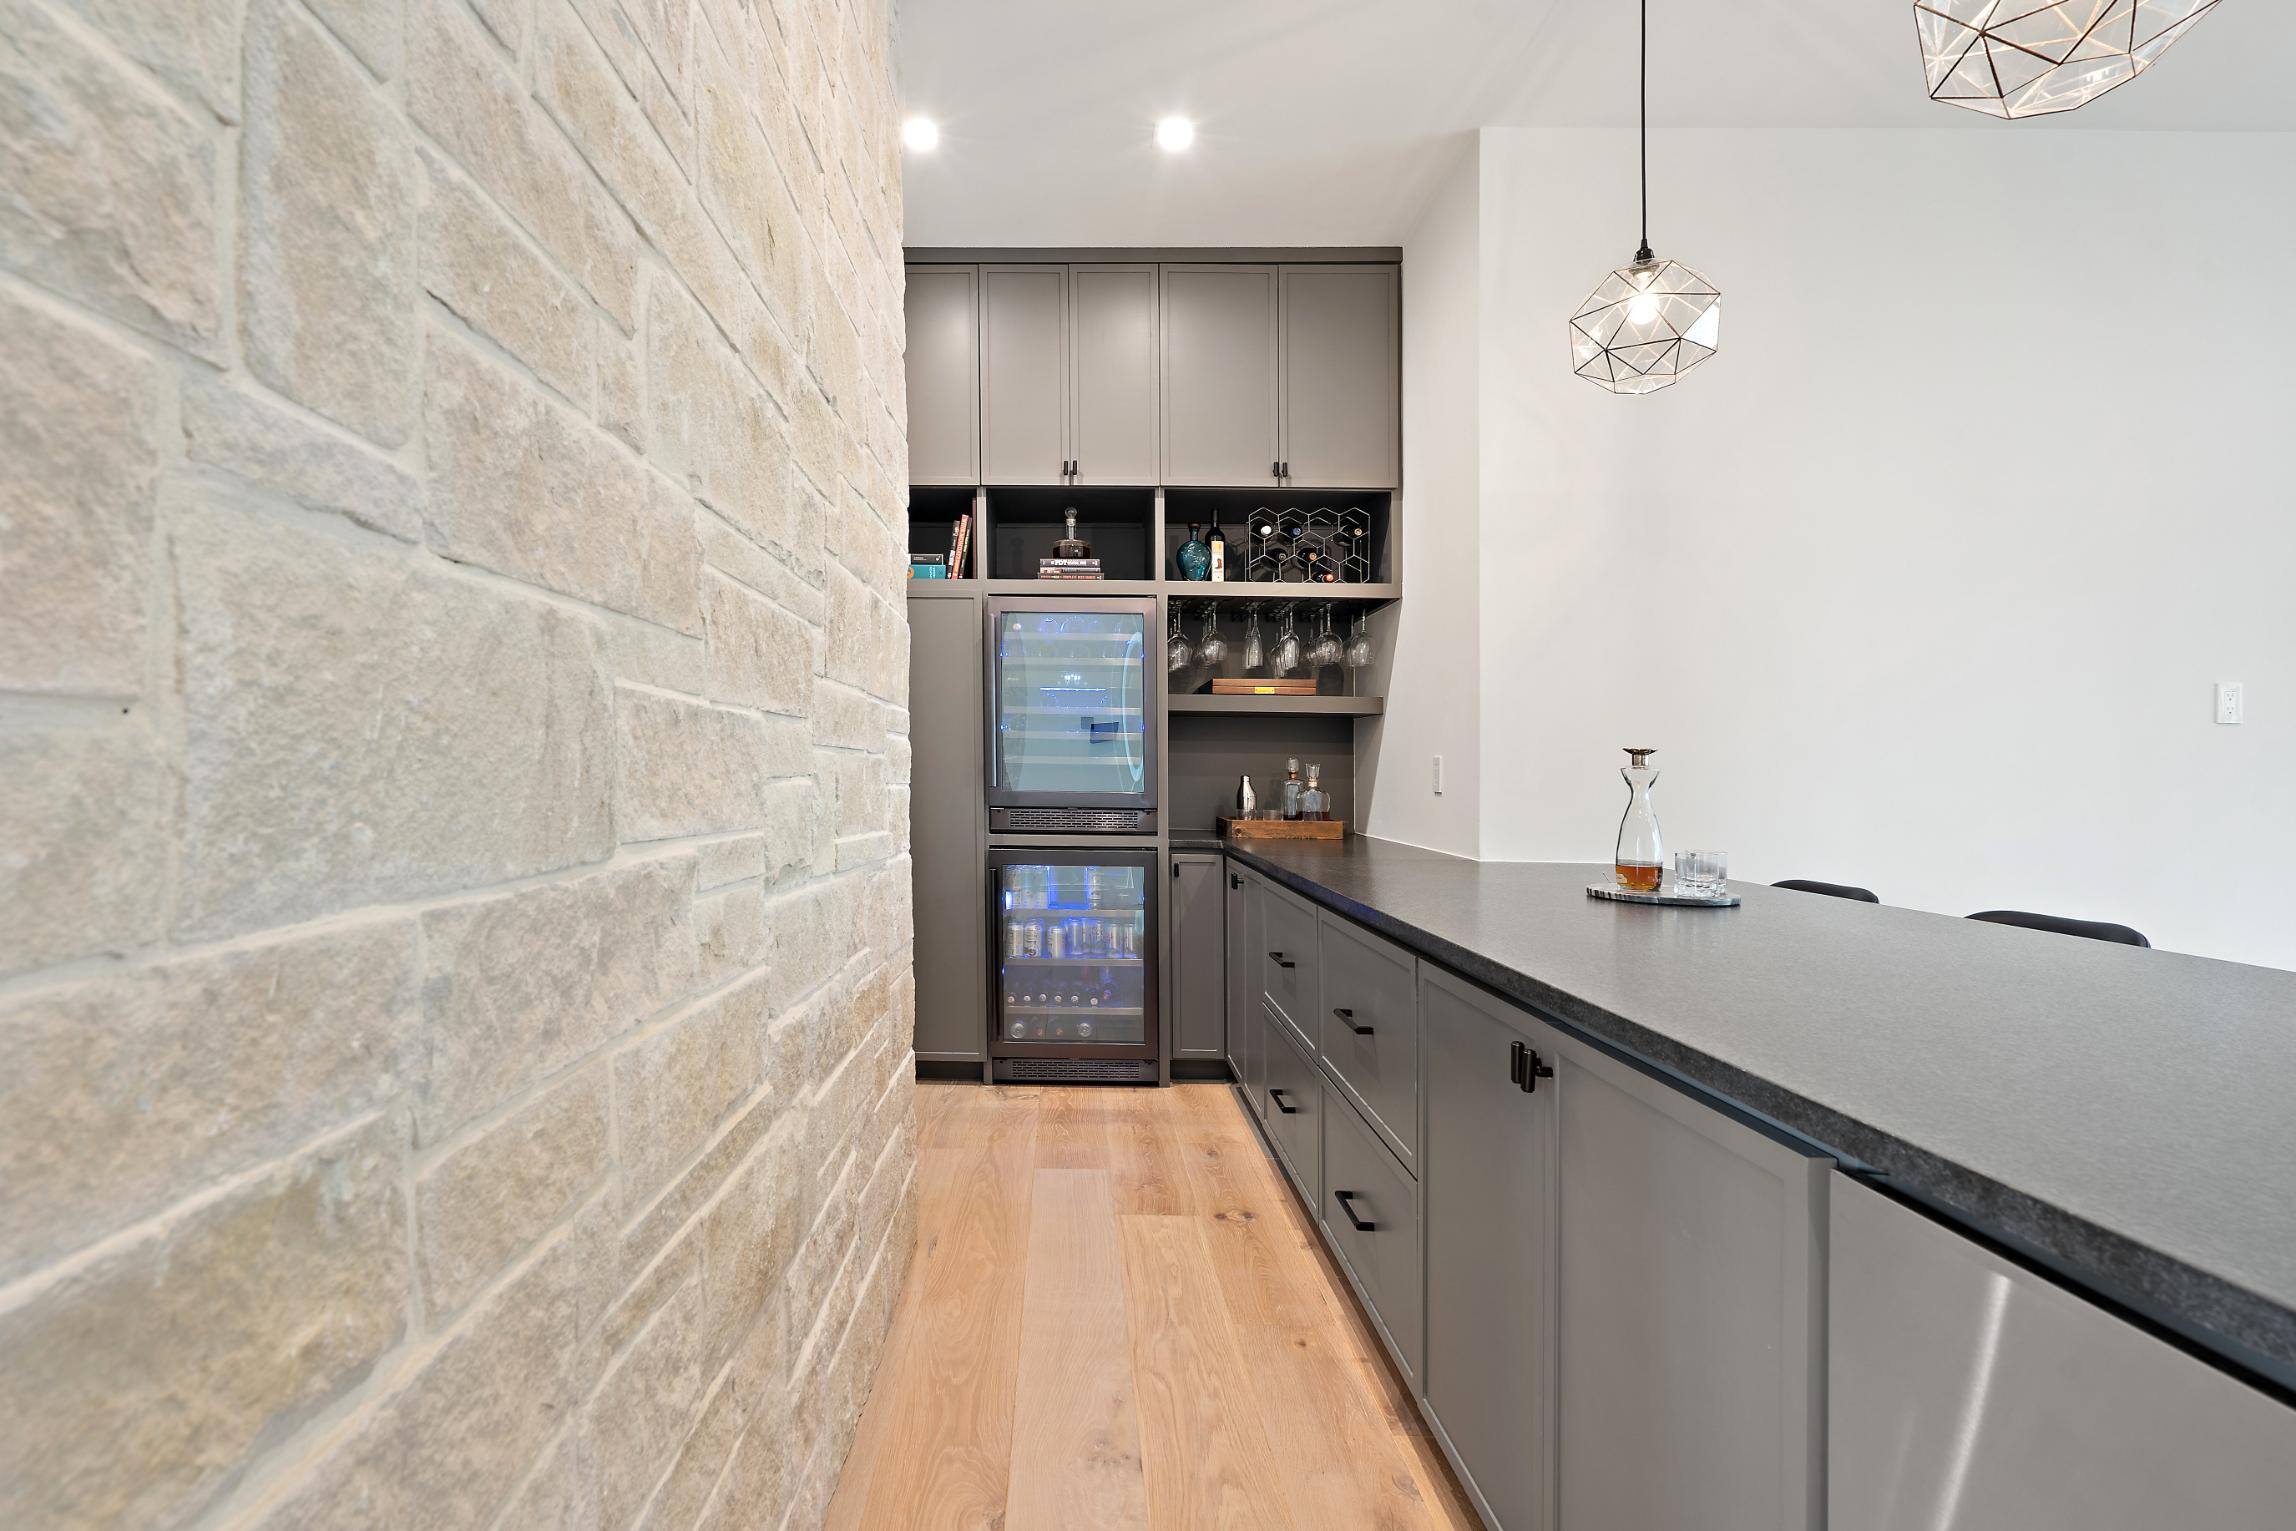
[1321,1087,1423,1383]
[1263,1006,1322,1207]
[1261,884,1319,1036]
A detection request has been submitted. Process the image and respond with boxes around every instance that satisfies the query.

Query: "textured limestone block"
[489,1428,597,1531]
[0,919,417,1282]
[613,982,765,1206]
[699,1127,805,1370]
[0,1115,408,1531]
[582,1272,709,1531]
[0,720,166,979]
[694,833,767,890]
[618,1035,775,1269]
[810,677,890,754]
[249,1197,615,1531]
[697,510,826,629]
[406,0,637,327]
[596,320,646,451]
[423,329,700,632]
[790,376,842,500]
[307,0,402,79]
[568,0,694,174]
[703,570,815,715]
[416,1068,612,1317]
[240,0,420,445]
[695,879,769,992]
[824,559,898,699]
[421,160,595,405]
[0,0,221,355]
[648,283,798,558]
[54,0,240,120]
[614,686,807,841]
[601,612,709,695]
[640,1367,748,1531]
[418,856,698,1140]
[181,373,423,542]
[173,498,613,938]
[0,291,158,696]
[763,873,859,1013]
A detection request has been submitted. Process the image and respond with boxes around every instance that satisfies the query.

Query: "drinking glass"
[1309,603,1344,670]
[1272,607,1302,677]
[1672,850,1729,898]
[1165,606,1193,675]
[1197,606,1229,668]
[1344,612,1373,671]
[1242,609,1266,674]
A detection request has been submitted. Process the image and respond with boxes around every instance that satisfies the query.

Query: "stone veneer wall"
[0,0,916,1527]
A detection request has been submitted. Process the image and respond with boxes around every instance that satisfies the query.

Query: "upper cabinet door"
[1068,265,1160,485]
[1280,265,1400,488]
[978,265,1069,485]
[904,265,979,485]
[1161,265,1280,487]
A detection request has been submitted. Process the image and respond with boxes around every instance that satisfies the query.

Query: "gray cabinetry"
[1322,1086,1422,1384]
[1258,881,1318,1036]
[1263,1005,1322,1206]
[1069,264,1159,484]
[1420,966,1551,1531]
[1168,853,1225,1062]
[978,265,1068,484]
[903,265,979,485]
[1160,264,1281,486]
[1317,911,1419,1170]
[1549,1030,1828,1531]
[906,595,985,1060]
[1830,1175,2296,1530]
[1280,265,1400,488]
[1226,867,1266,1115]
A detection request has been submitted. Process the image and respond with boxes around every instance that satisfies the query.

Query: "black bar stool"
[1772,879,1880,904]
[1967,910,2150,948]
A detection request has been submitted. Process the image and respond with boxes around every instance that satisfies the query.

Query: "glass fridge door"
[990,606,1151,805]
[992,858,1151,1051]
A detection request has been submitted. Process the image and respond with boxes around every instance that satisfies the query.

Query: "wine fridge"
[985,597,1156,834]
[987,847,1159,1083]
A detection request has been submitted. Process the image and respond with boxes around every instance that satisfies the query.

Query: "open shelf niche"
[983,486,1158,582]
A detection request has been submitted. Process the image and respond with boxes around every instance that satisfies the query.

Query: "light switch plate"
[1432,754,1444,794]
[2216,681,2244,725]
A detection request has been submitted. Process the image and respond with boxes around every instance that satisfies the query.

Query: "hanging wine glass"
[1272,605,1302,677]
[1166,605,1194,675]
[1309,603,1344,671]
[1197,605,1229,668]
[1242,608,1266,674]
[1344,611,1373,671]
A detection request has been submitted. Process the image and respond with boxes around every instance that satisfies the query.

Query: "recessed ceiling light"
[902,115,940,153]
[1154,115,1195,153]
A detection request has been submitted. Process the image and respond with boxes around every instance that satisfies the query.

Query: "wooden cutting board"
[1219,817,1345,841]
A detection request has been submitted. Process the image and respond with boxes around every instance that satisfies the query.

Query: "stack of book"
[910,514,974,579]
[908,554,947,579]
[1036,557,1103,581]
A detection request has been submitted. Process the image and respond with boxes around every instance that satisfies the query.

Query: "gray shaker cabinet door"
[1160,265,1280,486]
[1549,1029,1829,1531]
[904,265,979,485]
[1829,1174,2296,1531]
[1069,264,1159,485]
[1227,869,1266,1114]
[906,595,985,1059]
[1419,966,1551,1531]
[1169,854,1225,1060]
[1279,265,1400,489]
[978,265,1068,484]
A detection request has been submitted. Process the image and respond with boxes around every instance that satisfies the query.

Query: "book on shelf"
[1037,556,1103,579]
[945,512,973,579]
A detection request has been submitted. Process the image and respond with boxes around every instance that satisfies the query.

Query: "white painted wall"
[1464,125,2296,969]
[1360,140,1483,856]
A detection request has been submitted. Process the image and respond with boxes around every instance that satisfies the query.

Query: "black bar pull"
[1334,1190,1377,1232]
[1272,459,1280,479]
[1269,1087,1298,1115]
[1268,951,1295,969]
[1230,874,1242,889]
[1509,1039,1527,1086]
[1523,1048,1554,1094]
[1334,1007,1372,1036]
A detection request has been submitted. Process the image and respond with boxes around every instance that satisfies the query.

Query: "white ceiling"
[895,1,2295,249]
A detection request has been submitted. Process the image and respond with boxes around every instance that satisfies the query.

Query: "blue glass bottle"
[1176,522,1211,581]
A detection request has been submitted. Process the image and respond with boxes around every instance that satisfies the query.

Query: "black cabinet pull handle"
[1509,1039,1526,1085]
[1272,459,1280,479]
[1268,951,1295,969]
[1509,1040,1554,1092]
[1269,1087,1298,1115]
[1334,1007,1372,1036]
[1334,1190,1377,1232]
[1230,874,1241,889]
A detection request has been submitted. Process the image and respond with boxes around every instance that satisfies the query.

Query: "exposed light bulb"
[1626,289,1661,327]
[1154,115,1196,153]
[902,115,939,153]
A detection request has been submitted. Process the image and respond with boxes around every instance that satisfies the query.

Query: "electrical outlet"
[2216,681,2244,725]
[1433,754,1445,795]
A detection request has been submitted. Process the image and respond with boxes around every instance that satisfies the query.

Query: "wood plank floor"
[826,1083,1479,1531]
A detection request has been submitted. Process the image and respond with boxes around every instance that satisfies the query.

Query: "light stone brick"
[0,720,167,980]
[0,1115,407,1531]
[649,283,799,560]
[698,1125,804,1371]
[615,980,765,1207]
[763,873,859,1012]
[810,677,889,754]
[418,856,699,1139]
[423,328,701,633]
[0,288,158,696]
[615,686,809,841]
[703,569,815,714]
[307,0,403,79]
[695,834,767,889]
[466,0,529,54]
[635,1366,746,1531]
[0,0,222,355]
[249,1196,615,1531]
[759,776,830,888]
[174,497,613,939]
[181,372,423,542]
[56,0,239,121]
[421,158,596,405]
[583,1269,710,1531]
[568,0,695,176]
[601,611,710,695]
[698,508,826,628]
[597,321,646,451]
[618,1055,776,1270]
[416,1068,612,1317]
[824,558,898,698]
[240,0,421,446]
[493,1428,598,1531]
[695,879,767,990]
[791,375,842,499]
[407,0,638,328]
[0,920,417,1282]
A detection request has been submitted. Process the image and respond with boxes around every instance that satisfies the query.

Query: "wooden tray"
[1220,817,1345,841]
[1210,677,1318,695]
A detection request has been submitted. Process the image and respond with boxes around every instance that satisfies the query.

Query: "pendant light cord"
[1636,0,1653,265]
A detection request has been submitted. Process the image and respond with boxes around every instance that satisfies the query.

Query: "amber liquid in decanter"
[1613,860,1664,893]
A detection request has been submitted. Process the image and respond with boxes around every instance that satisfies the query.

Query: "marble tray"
[1586,882,1741,909]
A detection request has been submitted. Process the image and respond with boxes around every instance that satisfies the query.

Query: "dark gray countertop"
[1217,834,2296,1391]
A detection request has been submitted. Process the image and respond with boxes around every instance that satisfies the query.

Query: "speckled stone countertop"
[1216,834,2296,1391]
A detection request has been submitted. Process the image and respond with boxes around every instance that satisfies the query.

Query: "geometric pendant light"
[1568,0,1721,395]
[1915,1,2225,120]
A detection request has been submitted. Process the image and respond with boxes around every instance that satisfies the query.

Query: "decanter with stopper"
[1053,506,1091,559]
[1614,748,1664,892]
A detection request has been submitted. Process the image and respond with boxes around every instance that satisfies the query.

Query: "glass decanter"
[1053,506,1091,559]
[1615,748,1664,892]
[1176,522,1211,581]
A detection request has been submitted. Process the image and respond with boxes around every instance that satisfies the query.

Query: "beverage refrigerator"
[985,597,1157,835]
[987,848,1159,1083]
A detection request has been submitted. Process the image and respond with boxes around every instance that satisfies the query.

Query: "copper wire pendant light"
[1915,1,2224,120]
[1567,0,1721,396]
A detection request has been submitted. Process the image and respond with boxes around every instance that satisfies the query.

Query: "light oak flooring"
[825,1082,1480,1530]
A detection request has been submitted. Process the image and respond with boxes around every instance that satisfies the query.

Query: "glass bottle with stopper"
[1054,506,1091,560]
[1615,748,1664,892]
[1301,764,1329,822]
